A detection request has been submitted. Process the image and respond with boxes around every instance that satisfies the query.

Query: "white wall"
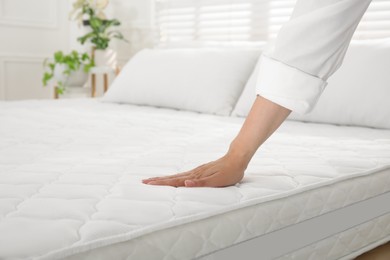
[0,0,73,100]
[111,0,156,66]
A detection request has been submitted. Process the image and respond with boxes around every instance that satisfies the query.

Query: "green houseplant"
[70,0,127,67]
[42,50,94,94]
[78,16,125,51]
[70,0,108,25]
[71,0,126,50]
[42,0,126,97]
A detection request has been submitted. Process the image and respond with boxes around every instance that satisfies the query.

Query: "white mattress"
[203,192,390,259]
[0,99,389,260]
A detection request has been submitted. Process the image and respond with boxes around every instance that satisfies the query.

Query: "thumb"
[185,177,214,187]
[184,179,203,187]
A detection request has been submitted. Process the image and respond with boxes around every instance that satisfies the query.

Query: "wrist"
[226,140,254,169]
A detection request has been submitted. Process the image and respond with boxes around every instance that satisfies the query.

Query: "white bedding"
[0,99,389,260]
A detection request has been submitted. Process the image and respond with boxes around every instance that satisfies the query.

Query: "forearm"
[227,95,291,167]
[144,95,291,187]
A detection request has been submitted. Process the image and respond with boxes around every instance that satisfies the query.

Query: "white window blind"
[155,0,390,46]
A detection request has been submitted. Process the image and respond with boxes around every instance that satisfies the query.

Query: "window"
[155,0,390,46]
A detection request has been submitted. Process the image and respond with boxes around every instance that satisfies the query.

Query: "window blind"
[155,0,390,46]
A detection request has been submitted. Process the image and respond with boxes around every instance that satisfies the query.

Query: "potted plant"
[70,0,127,68]
[70,0,108,25]
[69,0,108,46]
[42,50,94,94]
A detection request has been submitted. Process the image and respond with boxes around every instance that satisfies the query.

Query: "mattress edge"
[36,165,390,260]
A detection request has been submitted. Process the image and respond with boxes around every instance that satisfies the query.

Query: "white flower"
[69,0,109,24]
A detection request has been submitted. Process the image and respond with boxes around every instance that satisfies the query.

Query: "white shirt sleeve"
[255,0,372,114]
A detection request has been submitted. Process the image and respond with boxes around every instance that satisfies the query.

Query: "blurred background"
[0,0,389,100]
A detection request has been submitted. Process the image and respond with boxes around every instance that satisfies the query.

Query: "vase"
[53,64,88,88]
[93,48,117,69]
[67,67,88,87]
[53,64,67,85]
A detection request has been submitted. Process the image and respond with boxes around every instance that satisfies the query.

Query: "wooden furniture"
[356,241,390,259]
[54,86,59,99]
[89,66,114,98]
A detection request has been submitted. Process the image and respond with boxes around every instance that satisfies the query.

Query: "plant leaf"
[78,32,95,44]
[54,51,64,62]
[42,72,53,86]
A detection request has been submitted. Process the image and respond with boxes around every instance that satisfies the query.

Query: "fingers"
[146,174,221,188]
[142,156,245,188]
[144,168,216,187]
[142,162,225,188]
[142,163,213,184]
[146,176,188,187]
[142,171,189,183]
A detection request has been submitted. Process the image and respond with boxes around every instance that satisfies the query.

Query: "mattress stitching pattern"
[0,99,389,260]
[278,213,390,260]
[63,168,390,260]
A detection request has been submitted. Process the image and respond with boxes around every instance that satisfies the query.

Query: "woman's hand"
[142,153,247,188]
[142,96,291,188]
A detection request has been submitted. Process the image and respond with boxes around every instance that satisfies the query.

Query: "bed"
[0,98,389,260]
[1,41,390,259]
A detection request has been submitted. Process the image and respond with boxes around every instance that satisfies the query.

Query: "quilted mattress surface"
[0,99,389,260]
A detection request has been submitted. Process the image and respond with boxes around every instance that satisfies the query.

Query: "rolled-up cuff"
[255,55,327,114]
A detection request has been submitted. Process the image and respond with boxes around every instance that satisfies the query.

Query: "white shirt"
[256,0,372,114]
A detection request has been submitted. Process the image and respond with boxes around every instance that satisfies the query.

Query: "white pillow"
[103,48,260,115]
[232,40,390,129]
